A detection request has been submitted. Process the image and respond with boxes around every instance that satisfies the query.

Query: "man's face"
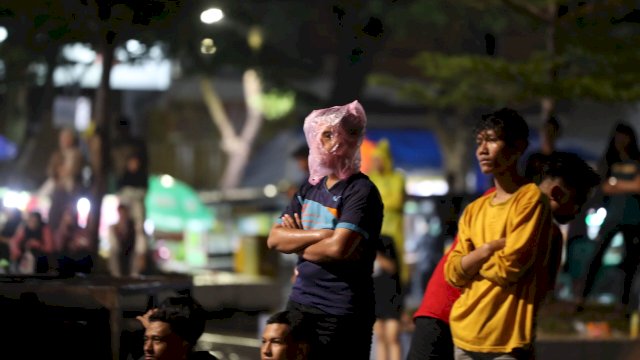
[144,321,189,360]
[261,323,293,360]
[475,129,517,175]
[320,125,338,154]
[59,130,74,149]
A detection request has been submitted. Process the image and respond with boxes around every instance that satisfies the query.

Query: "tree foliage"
[373,0,640,110]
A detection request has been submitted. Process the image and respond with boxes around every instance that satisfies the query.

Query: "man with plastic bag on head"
[267,100,384,360]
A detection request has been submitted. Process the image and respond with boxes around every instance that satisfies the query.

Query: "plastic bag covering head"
[304,100,367,185]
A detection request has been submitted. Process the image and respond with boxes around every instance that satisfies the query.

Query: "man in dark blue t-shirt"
[267,100,383,359]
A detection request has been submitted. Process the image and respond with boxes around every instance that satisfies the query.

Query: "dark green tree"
[373,0,640,191]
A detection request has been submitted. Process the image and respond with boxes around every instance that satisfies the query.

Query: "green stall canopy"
[145,175,213,233]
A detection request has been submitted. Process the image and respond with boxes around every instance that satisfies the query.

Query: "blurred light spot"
[586,207,607,227]
[76,197,91,228]
[200,38,217,54]
[200,8,224,24]
[158,246,171,260]
[144,219,155,235]
[62,43,96,64]
[263,184,278,198]
[160,174,175,188]
[2,190,30,210]
[0,26,8,43]
[126,39,145,55]
[247,26,263,51]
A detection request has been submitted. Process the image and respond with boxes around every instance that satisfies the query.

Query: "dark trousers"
[286,300,374,360]
[406,316,454,360]
[581,223,640,306]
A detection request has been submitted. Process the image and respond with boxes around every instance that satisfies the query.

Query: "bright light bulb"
[0,26,8,43]
[160,174,175,188]
[200,8,224,24]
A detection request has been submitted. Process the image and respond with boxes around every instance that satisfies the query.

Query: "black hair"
[541,151,601,205]
[28,211,43,224]
[292,144,309,159]
[602,122,640,176]
[149,296,207,347]
[544,116,561,135]
[265,310,309,343]
[475,107,529,150]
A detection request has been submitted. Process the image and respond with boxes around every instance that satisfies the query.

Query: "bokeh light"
[200,8,224,24]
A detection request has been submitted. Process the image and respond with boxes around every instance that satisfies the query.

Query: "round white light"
[263,184,278,198]
[0,26,8,43]
[126,39,145,54]
[200,8,224,24]
[160,174,175,188]
[76,197,91,215]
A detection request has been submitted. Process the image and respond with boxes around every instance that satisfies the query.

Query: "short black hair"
[544,116,561,135]
[265,310,309,343]
[475,107,529,150]
[292,144,309,159]
[149,296,207,347]
[541,151,601,205]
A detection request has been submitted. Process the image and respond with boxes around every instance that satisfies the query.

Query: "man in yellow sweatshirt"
[445,108,552,360]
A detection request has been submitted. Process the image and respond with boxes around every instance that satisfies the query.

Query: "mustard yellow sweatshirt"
[444,183,554,353]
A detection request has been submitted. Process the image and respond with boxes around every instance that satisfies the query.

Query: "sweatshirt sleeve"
[444,206,476,288]
[479,190,552,287]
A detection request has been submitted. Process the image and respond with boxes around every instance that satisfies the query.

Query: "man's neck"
[326,174,340,189]
[492,170,526,203]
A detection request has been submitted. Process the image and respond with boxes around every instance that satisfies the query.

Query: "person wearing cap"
[286,144,310,199]
[267,100,384,359]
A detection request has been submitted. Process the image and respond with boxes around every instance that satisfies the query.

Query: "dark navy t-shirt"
[281,172,384,316]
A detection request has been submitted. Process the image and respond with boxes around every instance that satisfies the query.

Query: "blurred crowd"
[0,116,150,277]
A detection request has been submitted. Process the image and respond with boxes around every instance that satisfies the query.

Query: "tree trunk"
[88,30,116,257]
[428,112,472,194]
[540,2,558,123]
[11,46,59,188]
[200,69,264,190]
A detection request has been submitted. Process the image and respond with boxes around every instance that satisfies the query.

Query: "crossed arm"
[266,213,363,262]
[460,238,506,277]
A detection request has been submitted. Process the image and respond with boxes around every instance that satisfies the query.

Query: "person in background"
[261,310,310,360]
[267,100,383,359]
[112,115,149,184]
[524,116,561,184]
[286,144,310,199]
[142,296,217,360]
[109,204,136,277]
[116,153,149,276]
[10,211,53,274]
[368,139,407,286]
[577,122,640,314]
[372,235,402,360]
[0,207,22,270]
[46,128,84,235]
[55,206,92,275]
